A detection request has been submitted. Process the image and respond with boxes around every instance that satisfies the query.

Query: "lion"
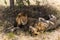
[29,21,49,35]
[14,12,28,27]
[29,17,49,35]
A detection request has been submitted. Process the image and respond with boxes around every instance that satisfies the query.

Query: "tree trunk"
[10,0,14,8]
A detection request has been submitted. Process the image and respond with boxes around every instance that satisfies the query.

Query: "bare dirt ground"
[0,6,60,40]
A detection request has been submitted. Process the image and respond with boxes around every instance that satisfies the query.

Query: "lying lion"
[14,13,56,35]
[29,17,55,35]
[14,12,28,27]
[29,21,48,35]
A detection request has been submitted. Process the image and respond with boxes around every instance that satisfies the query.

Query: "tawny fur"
[15,13,56,35]
[29,21,49,35]
[29,17,56,35]
[16,13,28,26]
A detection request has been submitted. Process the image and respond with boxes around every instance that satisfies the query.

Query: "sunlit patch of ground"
[0,28,60,40]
